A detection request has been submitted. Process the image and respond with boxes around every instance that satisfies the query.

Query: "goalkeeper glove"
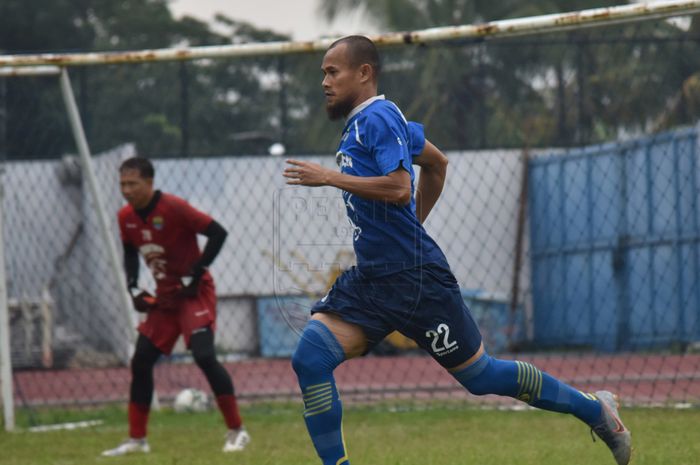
[129,287,156,313]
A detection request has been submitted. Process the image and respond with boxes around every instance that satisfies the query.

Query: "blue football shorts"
[311,262,483,368]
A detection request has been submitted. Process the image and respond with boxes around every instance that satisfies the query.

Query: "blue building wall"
[529,128,700,351]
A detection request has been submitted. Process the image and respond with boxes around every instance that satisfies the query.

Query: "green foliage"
[0,0,292,159]
[319,0,700,148]
[2,1,700,159]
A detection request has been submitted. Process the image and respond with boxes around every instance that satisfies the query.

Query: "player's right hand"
[129,288,156,313]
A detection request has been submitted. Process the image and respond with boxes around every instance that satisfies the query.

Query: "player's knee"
[131,335,161,376]
[291,320,345,379]
[131,350,156,376]
[192,346,217,370]
[190,326,218,370]
[452,353,496,396]
[291,339,319,378]
[462,371,494,396]
[290,349,305,377]
[453,355,522,398]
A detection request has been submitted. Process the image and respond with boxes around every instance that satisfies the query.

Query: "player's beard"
[326,97,355,121]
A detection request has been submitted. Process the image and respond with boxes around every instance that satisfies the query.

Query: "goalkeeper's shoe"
[591,391,632,465]
[223,428,250,452]
[101,438,150,457]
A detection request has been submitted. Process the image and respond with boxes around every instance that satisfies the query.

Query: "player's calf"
[452,352,602,425]
[292,320,349,465]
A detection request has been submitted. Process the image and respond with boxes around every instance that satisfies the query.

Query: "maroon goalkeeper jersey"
[118,192,213,296]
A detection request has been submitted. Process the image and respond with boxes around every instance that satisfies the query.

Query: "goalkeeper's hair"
[120,157,155,179]
[328,35,381,81]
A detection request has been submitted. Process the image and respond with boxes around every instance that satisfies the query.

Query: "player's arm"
[284,160,411,205]
[412,139,448,223]
[123,241,156,312]
[179,219,228,296]
[189,219,228,279]
[123,242,139,290]
[285,114,412,204]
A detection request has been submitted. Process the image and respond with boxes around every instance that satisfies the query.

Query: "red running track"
[13,353,700,408]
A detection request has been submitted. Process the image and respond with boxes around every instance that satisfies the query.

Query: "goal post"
[0,66,136,431]
[57,68,137,356]
[0,158,13,431]
[0,65,66,432]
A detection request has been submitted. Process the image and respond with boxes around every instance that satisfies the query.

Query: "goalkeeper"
[101,157,249,456]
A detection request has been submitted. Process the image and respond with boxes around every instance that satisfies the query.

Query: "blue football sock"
[452,353,602,425]
[292,320,349,465]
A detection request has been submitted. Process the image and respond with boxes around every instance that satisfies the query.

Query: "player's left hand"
[179,266,204,298]
[130,288,157,313]
[283,159,334,187]
[179,275,200,298]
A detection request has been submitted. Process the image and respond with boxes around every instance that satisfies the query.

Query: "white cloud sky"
[169,0,379,40]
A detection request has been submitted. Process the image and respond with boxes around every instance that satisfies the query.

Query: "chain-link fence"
[3,27,700,426]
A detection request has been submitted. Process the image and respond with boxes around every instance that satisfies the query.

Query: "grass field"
[3,404,699,465]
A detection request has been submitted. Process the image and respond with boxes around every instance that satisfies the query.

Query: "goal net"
[2,3,700,429]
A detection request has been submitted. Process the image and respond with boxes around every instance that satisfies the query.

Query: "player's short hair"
[120,157,154,179]
[328,35,381,81]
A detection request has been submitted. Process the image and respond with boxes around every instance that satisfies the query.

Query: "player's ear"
[358,63,372,84]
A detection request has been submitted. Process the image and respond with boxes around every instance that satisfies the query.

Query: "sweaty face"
[120,169,154,209]
[321,44,361,120]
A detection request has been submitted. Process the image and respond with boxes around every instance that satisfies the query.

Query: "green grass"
[3,405,699,465]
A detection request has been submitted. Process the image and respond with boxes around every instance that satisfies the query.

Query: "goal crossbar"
[0,1,698,68]
[0,66,61,77]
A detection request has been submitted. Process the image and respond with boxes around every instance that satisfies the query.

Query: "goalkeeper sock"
[216,394,242,430]
[292,320,349,465]
[128,402,150,439]
[190,327,243,430]
[453,353,602,425]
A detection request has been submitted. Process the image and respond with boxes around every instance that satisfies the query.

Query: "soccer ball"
[173,388,210,413]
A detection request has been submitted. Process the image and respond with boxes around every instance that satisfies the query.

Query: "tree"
[0,0,296,159]
[318,0,700,148]
[3,1,697,159]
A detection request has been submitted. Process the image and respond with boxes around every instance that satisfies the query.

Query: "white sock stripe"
[303,385,333,398]
[304,393,334,409]
[304,403,333,417]
[303,383,332,396]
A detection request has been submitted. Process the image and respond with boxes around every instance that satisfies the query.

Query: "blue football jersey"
[335,95,447,277]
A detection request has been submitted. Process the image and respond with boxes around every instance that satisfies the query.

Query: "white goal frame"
[0,66,136,431]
